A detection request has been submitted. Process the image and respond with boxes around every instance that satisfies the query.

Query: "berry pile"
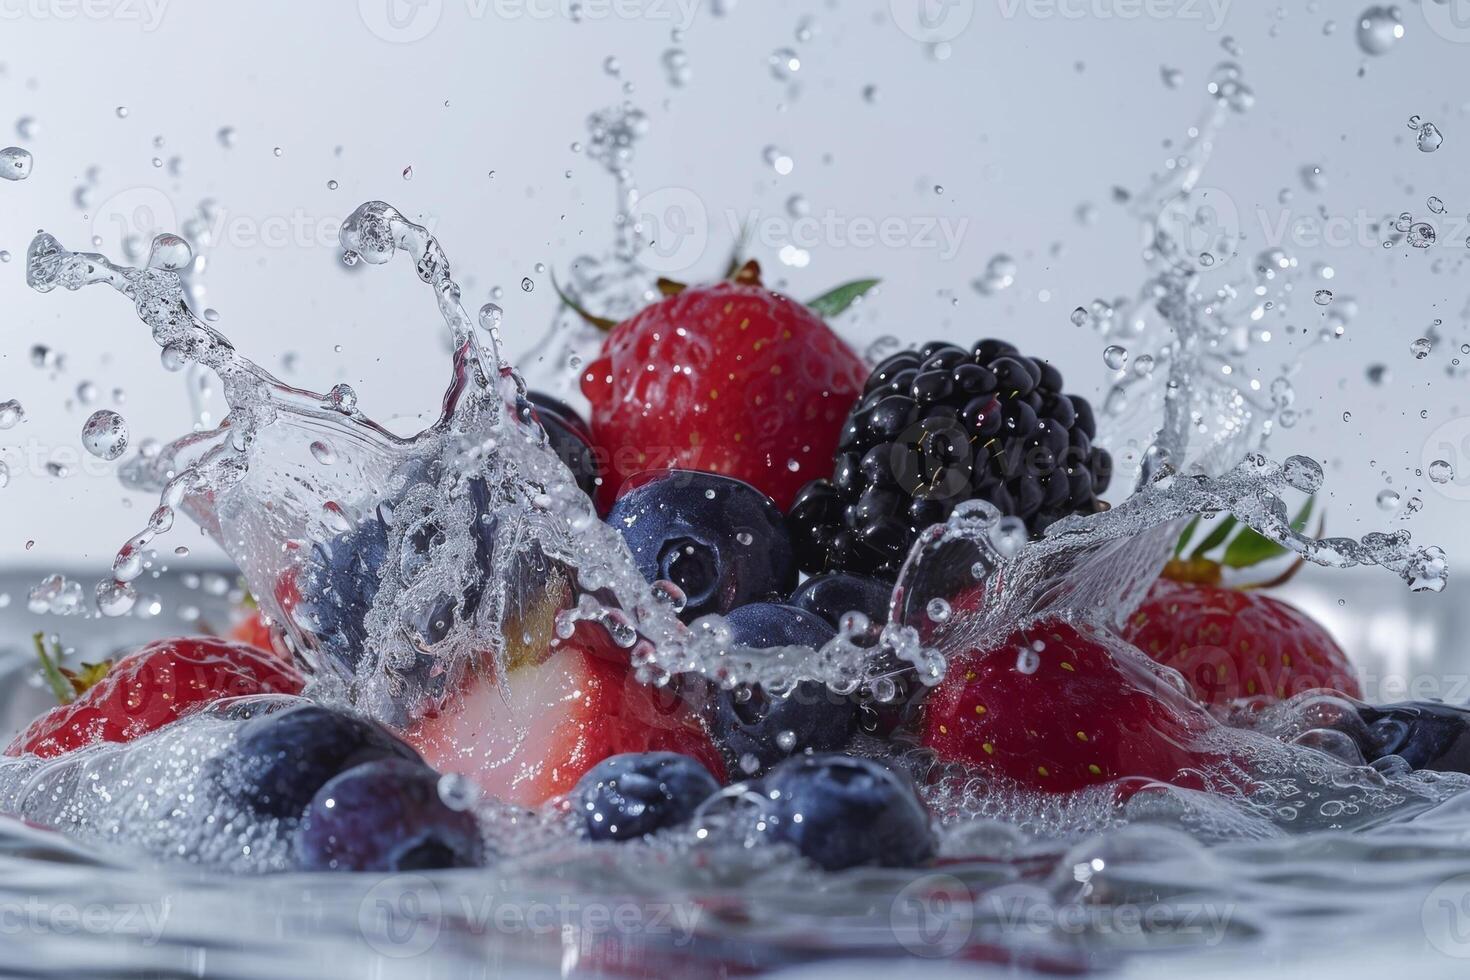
[787,340,1112,578]
[10,260,1457,882]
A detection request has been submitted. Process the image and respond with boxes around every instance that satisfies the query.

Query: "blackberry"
[786,339,1112,578]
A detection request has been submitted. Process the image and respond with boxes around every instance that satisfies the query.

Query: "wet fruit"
[787,340,1111,579]
[756,755,935,871]
[580,272,868,511]
[296,758,486,872]
[1124,578,1359,706]
[607,470,795,622]
[921,621,1217,793]
[574,751,721,841]
[6,637,304,759]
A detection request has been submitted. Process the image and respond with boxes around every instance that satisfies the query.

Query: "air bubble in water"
[1103,345,1129,371]
[1377,488,1401,511]
[1429,460,1455,484]
[81,410,129,461]
[0,400,24,429]
[926,597,951,623]
[1411,338,1432,359]
[309,440,337,465]
[1313,289,1333,306]
[520,277,534,293]
[1016,647,1041,675]
[1418,122,1444,153]
[1428,196,1446,214]
[0,146,33,181]
[1356,6,1404,55]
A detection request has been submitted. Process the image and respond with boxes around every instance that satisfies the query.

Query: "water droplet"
[81,410,129,460]
[1356,6,1405,56]
[1411,337,1433,359]
[1160,66,1183,89]
[1428,196,1446,214]
[1418,122,1444,154]
[309,440,337,465]
[768,47,800,81]
[762,145,794,176]
[1366,363,1390,385]
[1376,488,1401,511]
[520,277,534,293]
[603,55,621,76]
[1300,164,1326,192]
[0,400,24,429]
[662,48,691,87]
[0,146,33,181]
[1430,460,1455,484]
[1070,306,1089,327]
[217,126,236,148]
[1103,345,1129,371]
[1314,289,1333,306]
[1408,222,1436,248]
[327,179,339,190]
[401,165,413,181]
[326,383,358,413]
[974,253,1018,296]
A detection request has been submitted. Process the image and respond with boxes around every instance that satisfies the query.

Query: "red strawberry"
[6,636,305,759]
[921,621,1219,793]
[579,267,869,511]
[230,607,278,654]
[1123,578,1359,706]
[404,584,724,806]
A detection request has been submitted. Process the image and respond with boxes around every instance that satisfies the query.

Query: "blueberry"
[574,752,721,841]
[297,478,496,673]
[1357,701,1470,774]
[789,573,892,628]
[296,759,485,872]
[757,755,936,871]
[207,703,423,820]
[606,471,796,622]
[523,391,600,500]
[707,603,858,775]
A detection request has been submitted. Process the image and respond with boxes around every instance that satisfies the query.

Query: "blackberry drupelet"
[786,339,1112,578]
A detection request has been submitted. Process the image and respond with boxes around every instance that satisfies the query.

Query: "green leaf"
[1220,496,1318,570]
[1174,515,1202,557]
[807,279,880,318]
[31,632,74,706]
[1290,495,1315,533]
[550,273,617,333]
[1221,529,1288,569]
[1188,515,1238,560]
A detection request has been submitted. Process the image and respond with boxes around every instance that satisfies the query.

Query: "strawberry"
[403,581,724,806]
[6,636,305,759]
[921,621,1219,793]
[1121,501,1359,707]
[230,607,277,653]
[575,264,872,511]
[1123,578,1359,706]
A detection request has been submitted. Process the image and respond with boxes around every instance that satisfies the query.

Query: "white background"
[0,0,1468,575]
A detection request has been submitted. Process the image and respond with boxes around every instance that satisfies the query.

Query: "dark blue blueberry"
[523,391,600,500]
[207,703,423,820]
[707,604,858,776]
[758,755,935,871]
[574,752,721,841]
[1357,701,1470,774]
[296,759,485,872]
[606,471,796,622]
[789,572,892,628]
[297,477,496,674]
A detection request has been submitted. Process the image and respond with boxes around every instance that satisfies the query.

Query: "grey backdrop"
[1,0,1468,583]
